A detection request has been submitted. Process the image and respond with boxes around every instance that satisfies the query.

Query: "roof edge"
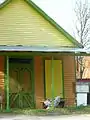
[0,45,85,53]
[0,0,11,8]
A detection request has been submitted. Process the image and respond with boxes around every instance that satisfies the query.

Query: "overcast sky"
[0,0,5,4]
[32,0,75,36]
[0,0,79,40]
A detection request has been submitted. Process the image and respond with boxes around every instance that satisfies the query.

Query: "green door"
[9,58,34,108]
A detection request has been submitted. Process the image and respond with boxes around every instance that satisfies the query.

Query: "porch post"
[6,56,10,111]
[51,56,54,108]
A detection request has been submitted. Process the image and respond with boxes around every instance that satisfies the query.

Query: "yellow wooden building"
[0,0,83,110]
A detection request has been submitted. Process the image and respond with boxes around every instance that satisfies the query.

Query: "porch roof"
[0,45,86,54]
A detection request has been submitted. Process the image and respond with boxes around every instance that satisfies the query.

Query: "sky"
[0,0,80,41]
[32,0,76,37]
[0,0,5,4]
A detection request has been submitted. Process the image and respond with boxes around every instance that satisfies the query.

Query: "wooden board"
[45,60,63,98]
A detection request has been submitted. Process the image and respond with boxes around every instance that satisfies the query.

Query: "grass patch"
[66,105,90,114]
[0,106,90,116]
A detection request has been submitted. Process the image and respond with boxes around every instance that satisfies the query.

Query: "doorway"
[9,58,34,108]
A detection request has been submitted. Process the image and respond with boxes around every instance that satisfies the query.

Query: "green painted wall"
[45,60,63,98]
[0,0,75,47]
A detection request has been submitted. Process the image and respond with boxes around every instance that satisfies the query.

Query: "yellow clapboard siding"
[0,0,74,47]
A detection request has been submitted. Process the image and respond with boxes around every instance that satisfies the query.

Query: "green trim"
[0,0,83,48]
[74,55,77,106]
[51,56,54,108]
[33,57,36,108]
[6,56,10,111]
[32,57,35,108]
[74,55,76,83]
[0,0,10,9]
[62,60,65,98]
[43,59,46,99]
[4,56,7,110]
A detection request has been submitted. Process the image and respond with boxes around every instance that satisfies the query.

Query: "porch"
[0,52,75,111]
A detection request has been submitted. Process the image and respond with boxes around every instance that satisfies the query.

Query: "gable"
[0,0,80,47]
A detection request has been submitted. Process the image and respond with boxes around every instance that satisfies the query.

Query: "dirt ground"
[0,114,90,120]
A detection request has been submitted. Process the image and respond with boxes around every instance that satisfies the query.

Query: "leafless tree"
[74,0,90,79]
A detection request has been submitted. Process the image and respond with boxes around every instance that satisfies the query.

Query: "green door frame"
[5,56,35,110]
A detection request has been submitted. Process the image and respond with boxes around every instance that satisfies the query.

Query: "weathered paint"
[45,60,63,98]
[34,56,44,109]
[0,0,75,47]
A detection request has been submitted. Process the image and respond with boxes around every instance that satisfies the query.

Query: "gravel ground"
[0,114,90,120]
